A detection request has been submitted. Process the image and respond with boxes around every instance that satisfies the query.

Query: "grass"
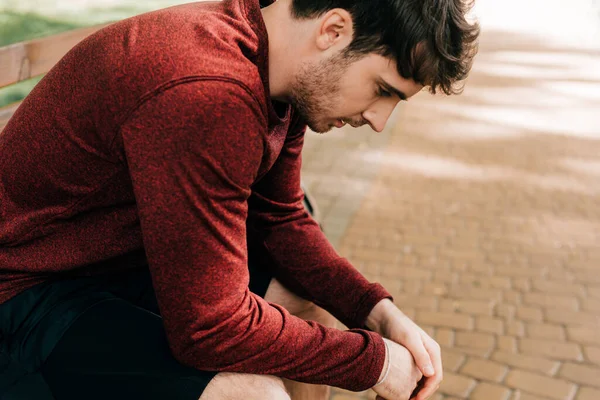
[0,11,82,46]
[0,0,185,107]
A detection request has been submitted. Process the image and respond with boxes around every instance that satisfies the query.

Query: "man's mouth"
[334,119,346,128]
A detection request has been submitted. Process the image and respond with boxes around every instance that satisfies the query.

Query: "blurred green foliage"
[0,1,183,107]
[0,11,81,46]
[0,11,81,107]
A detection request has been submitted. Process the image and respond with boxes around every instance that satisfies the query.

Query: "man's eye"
[378,87,392,97]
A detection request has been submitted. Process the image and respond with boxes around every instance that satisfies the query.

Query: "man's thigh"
[34,265,277,400]
[39,298,216,400]
[38,281,302,400]
[263,279,310,314]
[13,272,323,400]
[264,279,337,326]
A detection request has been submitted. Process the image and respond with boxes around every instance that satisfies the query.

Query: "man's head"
[267,0,479,133]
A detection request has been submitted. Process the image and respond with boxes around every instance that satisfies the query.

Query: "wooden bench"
[0,24,109,131]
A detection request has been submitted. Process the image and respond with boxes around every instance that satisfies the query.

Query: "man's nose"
[362,100,398,132]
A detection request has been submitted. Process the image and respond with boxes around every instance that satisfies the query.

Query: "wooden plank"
[0,102,22,132]
[0,23,111,89]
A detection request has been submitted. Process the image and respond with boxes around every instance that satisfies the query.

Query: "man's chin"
[306,121,334,134]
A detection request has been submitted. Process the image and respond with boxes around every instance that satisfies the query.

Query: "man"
[0,0,479,399]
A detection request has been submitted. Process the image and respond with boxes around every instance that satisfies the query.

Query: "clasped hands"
[366,299,443,400]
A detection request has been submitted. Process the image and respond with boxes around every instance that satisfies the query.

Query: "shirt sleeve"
[247,112,393,329]
[119,80,385,391]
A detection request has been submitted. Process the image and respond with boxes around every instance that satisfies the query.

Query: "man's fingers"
[415,338,443,400]
[405,334,434,377]
[410,377,426,399]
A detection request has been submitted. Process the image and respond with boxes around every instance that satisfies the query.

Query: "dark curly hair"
[290,0,480,95]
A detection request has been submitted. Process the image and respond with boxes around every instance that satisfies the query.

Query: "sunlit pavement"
[300,1,600,399]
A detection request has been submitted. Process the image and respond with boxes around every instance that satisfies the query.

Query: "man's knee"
[200,372,290,400]
[264,279,338,328]
[299,300,338,328]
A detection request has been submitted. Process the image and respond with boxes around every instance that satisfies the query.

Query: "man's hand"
[373,339,423,400]
[367,299,443,400]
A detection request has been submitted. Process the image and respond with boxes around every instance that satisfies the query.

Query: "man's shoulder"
[82,1,267,109]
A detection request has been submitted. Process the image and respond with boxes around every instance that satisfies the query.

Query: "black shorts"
[0,262,273,400]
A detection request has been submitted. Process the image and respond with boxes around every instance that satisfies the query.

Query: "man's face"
[290,52,424,133]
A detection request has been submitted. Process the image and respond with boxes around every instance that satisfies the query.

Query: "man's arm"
[247,113,392,329]
[247,113,443,399]
[119,80,385,390]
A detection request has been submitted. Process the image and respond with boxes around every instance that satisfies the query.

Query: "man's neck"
[261,0,302,102]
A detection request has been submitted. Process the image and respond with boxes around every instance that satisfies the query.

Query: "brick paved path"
[301,11,600,400]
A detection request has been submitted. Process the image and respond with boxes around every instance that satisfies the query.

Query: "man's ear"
[315,8,354,51]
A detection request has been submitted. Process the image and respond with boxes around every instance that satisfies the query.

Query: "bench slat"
[0,24,110,89]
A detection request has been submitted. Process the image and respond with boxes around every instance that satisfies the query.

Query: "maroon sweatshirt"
[0,0,390,390]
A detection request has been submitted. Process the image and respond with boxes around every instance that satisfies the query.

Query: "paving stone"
[505,369,578,400]
[470,382,511,400]
[449,286,503,302]
[584,346,600,366]
[476,316,505,335]
[511,391,548,400]
[504,291,523,306]
[415,311,474,330]
[331,394,363,400]
[440,298,495,316]
[461,274,512,290]
[491,351,560,376]
[586,286,600,299]
[498,336,518,353]
[516,306,544,323]
[524,293,579,311]
[455,331,496,351]
[496,266,545,279]
[567,326,600,346]
[422,282,449,296]
[438,371,477,398]
[574,271,600,284]
[451,345,494,358]
[513,278,531,292]
[519,338,584,361]
[559,363,600,388]
[576,387,600,400]
[489,276,513,290]
[497,304,517,320]
[507,320,525,337]
[435,328,455,347]
[581,298,600,313]
[381,266,433,280]
[440,348,467,372]
[460,358,508,382]
[392,294,439,311]
[532,280,586,297]
[546,309,600,326]
[526,323,566,341]
[426,394,444,400]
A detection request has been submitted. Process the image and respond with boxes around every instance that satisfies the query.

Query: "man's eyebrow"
[379,79,407,101]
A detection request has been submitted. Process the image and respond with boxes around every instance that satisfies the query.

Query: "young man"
[0,0,479,399]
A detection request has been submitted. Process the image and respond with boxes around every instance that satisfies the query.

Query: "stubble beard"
[289,53,352,134]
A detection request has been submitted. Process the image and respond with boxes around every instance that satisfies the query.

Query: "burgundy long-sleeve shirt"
[0,0,391,390]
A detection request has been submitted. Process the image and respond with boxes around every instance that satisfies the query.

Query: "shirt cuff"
[352,283,393,329]
[350,330,388,391]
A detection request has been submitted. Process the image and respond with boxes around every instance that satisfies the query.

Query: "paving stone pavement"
[301,5,600,400]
